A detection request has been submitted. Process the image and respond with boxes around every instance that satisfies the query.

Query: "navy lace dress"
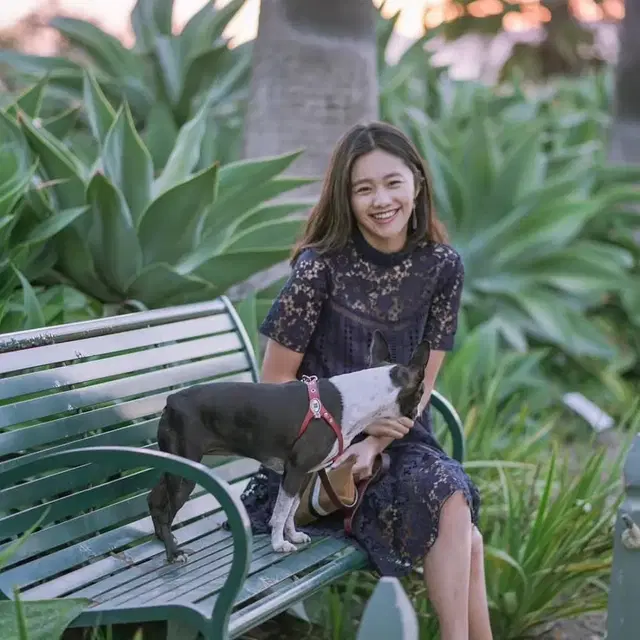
[240,227,481,577]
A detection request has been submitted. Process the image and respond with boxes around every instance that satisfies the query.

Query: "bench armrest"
[0,446,252,638]
[430,390,465,462]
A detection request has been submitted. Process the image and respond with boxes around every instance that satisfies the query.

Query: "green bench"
[0,297,464,639]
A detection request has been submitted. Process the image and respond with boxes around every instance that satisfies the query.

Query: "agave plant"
[0,0,250,169]
[12,71,311,311]
[401,102,638,362]
[0,82,94,332]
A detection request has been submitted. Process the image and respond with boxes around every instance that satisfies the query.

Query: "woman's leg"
[423,491,473,640]
[468,527,493,640]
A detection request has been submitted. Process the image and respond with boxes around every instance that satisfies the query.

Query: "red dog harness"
[297,375,344,463]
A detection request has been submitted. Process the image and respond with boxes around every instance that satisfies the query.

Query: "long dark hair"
[291,121,448,264]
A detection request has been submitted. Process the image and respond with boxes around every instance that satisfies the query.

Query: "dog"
[147,331,431,562]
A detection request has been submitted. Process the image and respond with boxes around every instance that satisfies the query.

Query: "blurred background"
[0,1,638,638]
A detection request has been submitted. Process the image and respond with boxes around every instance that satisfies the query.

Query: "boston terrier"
[147,331,431,562]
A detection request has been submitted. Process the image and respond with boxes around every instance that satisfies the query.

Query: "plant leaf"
[22,206,89,246]
[141,101,178,171]
[152,102,209,197]
[137,163,218,266]
[83,70,117,145]
[190,248,292,293]
[18,113,86,211]
[51,17,141,78]
[101,103,153,223]
[42,106,81,140]
[153,35,184,107]
[5,77,48,119]
[11,266,45,329]
[125,263,212,307]
[55,227,122,303]
[0,597,90,640]
[86,172,143,294]
[223,219,304,252]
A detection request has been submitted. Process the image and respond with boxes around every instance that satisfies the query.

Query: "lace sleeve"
[424,250,464,351]
[259,249,329,354]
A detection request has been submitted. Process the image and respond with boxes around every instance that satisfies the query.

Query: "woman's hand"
[364,417,414,440]
[331,439,381,481]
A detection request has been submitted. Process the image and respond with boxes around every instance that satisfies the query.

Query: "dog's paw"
[272,540,298,554]
[167,549,190,564]
[286,530,311,545]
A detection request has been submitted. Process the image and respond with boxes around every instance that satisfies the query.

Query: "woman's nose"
[372,188,392,206]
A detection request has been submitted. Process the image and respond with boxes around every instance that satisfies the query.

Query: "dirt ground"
[537,613,607,639]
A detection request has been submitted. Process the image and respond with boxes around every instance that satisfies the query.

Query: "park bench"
[0,297,465,639]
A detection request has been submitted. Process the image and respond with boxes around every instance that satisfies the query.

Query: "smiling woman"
[242,121,494,640]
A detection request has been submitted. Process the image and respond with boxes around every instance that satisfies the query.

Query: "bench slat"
[0,301,228,373]
[1,426,159,507]
[1,468,161,538]
[0,352,249,429]
[0,331,241,402]
[0,393,168,460]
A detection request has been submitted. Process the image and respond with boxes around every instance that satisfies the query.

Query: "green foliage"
[0,0,251,168]
[12,70,311,310]
[396,87,638,364]
[479,446,622,638]
[0,82,96,331]
[0,511,90,640]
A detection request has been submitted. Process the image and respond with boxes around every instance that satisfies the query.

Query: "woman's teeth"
[372,208,398,221]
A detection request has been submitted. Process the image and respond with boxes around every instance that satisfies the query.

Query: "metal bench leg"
[166,618,201,640]
[606,434,640,640]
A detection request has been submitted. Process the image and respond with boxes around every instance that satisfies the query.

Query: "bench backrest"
[0,298,258,582]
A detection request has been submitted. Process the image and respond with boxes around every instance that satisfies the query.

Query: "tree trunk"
[242,0,379,199]
[609,0,640,166]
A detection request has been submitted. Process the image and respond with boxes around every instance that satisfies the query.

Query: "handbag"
[295,452,390,534]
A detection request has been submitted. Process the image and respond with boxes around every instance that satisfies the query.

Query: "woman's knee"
[471,526,484,559]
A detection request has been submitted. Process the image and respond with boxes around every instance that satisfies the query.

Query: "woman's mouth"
[370,208,400,224]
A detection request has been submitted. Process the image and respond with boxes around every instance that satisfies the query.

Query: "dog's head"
[367,330,431,420]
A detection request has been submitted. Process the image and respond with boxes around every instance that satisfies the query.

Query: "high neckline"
[351,224,412,267]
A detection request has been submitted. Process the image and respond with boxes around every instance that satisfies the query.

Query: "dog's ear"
[368,330,391,367]
[408,339,431,373]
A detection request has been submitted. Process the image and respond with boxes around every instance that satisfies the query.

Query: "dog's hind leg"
[270,465,311,553]
[148,405,203,563]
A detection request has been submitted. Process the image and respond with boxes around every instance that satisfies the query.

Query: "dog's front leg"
[283,492,311,546]
[269,465,310,553]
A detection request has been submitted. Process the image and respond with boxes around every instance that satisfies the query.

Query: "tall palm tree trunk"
[242,0,379,198]
[609,0,640,165]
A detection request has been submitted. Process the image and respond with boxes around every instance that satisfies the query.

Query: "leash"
[297,375,390,536]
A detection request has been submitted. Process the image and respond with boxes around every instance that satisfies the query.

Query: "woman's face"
[350,148,417,253]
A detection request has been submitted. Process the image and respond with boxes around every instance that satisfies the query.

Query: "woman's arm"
[366,350,447,453]
[260,339,305,384]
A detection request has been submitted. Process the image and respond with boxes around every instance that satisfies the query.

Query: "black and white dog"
[148,331,431,562]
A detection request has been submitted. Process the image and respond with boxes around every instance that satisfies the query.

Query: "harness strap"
[298,375,344,463]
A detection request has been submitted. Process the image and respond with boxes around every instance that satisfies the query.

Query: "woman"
[240,121,492,640]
